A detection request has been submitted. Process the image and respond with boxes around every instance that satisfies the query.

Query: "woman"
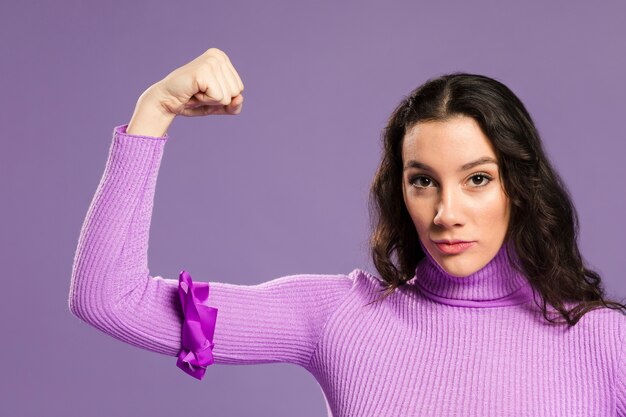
[68,47,625,416]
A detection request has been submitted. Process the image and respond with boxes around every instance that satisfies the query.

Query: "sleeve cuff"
[176,270,218,380]
[114,123,169,141]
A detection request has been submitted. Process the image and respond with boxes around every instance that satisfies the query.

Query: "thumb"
[226,95,244,114]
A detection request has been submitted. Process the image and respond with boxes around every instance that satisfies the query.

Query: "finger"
[229,102,243,115]
[180,104,229,117]
[225,95,243,115]
[212,63,232,106]
[195,71,224,105]
[223,56,244,92]
[219,61,241,99]
[207,57,232,105]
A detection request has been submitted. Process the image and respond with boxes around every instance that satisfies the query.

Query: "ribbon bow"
[176,270,218,380]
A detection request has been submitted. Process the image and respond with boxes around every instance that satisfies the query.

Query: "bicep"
[206,272,355,367]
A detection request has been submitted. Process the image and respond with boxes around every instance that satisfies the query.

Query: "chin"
[441,265,473,278]
[436,256,480,278]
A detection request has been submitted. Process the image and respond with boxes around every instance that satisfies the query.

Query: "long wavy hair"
[368,72,626,326]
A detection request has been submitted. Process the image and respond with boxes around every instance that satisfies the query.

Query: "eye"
[469,173,493,187]
[408,175,435,188]
[407,173,493,189]
[408,175,435,189]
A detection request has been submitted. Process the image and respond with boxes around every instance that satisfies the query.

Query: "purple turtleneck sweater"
[69,124,626,416]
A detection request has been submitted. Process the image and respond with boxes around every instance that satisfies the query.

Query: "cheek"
[473,188,510,227]
[405,198,431,231]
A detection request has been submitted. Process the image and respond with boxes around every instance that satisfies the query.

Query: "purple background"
[1,1,625,416]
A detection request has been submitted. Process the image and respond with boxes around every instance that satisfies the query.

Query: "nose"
[433,187,463,228]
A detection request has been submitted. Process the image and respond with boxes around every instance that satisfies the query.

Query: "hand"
[127,48,245,136]
[150,47,245,117]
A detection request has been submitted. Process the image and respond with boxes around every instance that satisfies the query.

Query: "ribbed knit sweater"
[69,124,626,417]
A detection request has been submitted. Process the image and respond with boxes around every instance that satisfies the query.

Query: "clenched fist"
[156,47,244,116]
[127,47,245,136]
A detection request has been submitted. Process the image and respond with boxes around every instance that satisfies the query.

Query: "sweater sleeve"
[617,313,626,416]
[68,124,355,373]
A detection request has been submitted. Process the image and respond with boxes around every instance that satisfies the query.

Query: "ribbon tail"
[176,270,218,381]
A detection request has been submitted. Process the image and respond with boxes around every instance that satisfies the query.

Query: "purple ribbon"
[176,270,218,380]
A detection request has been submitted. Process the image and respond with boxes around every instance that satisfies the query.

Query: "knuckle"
[205,55,220,67]
[205,47,226,60]
[203,59,221,76]
[213,89,224,101]
[206,47,223,55]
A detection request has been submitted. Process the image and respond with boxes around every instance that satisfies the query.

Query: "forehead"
[402,116,497,163]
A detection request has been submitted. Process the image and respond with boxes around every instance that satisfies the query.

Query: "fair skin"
[401,115,511,277]
[127,47,245,137]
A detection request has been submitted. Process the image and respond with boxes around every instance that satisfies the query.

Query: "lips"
[432,239,473,244]
[431,240,476,255]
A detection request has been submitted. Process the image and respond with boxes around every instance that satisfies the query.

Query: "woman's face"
[401,115,510,277]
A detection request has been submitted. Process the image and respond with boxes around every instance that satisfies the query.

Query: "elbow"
[67,290,82,320]
[67,283,114,328]
[67,282,89,322]
[67,270,109,324]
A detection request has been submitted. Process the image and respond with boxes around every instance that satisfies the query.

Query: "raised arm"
[68,122,174,352]
[68,48,355,379]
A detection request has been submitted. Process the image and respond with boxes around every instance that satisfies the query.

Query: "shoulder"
[609,308,626,350]
[574,305,625,330]
[340,268,391,306]
[575,305,626,329]
[573,306,626,355]
[348,268,385,285]
[591,308,626,386]
[342,268,384,289]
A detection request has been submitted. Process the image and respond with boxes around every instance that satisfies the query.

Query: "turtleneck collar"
[408,239,535,308]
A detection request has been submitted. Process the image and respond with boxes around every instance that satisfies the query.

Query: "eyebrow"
[403,156,498,172]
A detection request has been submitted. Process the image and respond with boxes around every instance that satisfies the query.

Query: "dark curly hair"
[368,72,626,326]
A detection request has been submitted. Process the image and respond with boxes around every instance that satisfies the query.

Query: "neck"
[409,239,534,308]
